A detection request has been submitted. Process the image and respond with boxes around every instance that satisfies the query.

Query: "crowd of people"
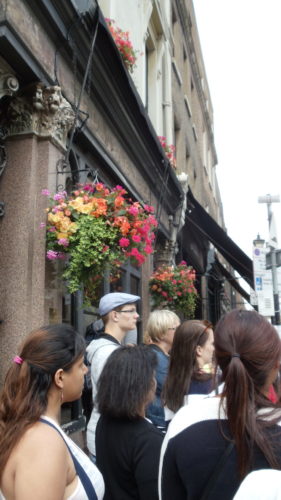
[1,292,281,500]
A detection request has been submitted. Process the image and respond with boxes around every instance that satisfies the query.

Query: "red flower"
[119,237,130,247]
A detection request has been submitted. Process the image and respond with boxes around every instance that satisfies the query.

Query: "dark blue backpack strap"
[39,418,98,500]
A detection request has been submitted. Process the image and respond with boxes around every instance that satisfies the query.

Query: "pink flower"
[41,189,50,196]
[48,226,56,232]
[58,238,69,247]
[40,222,46,228]
[46,250,59,260]
[129,247,145,265]
[132,235,141,243]
[148,215,158,227]
[128,206,139,216]
[102,245,109,253]
[135,253,145,264]
[52,206,61,213]
[144,245,153,254]
[53,191,67,201]
[162,291,168,297]
[57,252,67,260]
[130,247,139,257]
[180,260,187,266]
[119,237,130,247]
[143,204,154,213]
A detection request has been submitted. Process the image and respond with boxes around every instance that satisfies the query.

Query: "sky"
[193,0,281,260]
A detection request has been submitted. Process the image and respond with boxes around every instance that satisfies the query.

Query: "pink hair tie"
[13,355,23,365]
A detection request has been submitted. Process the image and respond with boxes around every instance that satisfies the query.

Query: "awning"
[186,189,254,290]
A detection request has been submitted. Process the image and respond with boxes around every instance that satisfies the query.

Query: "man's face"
[114,303,139,332]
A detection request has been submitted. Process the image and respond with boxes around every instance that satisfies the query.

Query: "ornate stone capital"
[0,73,19,100]
[0,56,19,100]
[2,83,75,151]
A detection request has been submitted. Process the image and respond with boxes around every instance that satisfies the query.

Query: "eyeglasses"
[168,327,178,331]
[115,309,138,314]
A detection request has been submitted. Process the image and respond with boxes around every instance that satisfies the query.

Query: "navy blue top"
[189,377,213,395]
[145,344,169,428]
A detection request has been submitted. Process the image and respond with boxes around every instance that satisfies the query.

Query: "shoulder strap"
[199,441,234,500]
[39,418,98,500]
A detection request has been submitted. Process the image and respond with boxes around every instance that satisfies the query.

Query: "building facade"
[0,0,253,400]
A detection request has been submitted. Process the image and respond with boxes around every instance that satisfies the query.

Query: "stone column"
[0,82,74,385]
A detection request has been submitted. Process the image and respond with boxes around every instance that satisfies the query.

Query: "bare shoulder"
[15,421,68,463]
[2,421,71,500]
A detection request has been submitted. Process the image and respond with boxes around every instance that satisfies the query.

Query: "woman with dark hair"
[162,319,214,421]
[159,309,281,500]
[0,324,104,500]
[96,344,164,500]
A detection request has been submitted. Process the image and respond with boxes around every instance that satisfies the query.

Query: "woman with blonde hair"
[144,309,180,431]
[0,324,104,500]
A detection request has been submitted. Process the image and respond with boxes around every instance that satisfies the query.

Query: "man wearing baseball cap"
[86,292,140,461]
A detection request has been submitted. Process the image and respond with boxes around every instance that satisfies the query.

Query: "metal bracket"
[55,156,99,192]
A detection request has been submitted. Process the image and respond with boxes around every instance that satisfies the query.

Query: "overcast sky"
[193,0,281,260]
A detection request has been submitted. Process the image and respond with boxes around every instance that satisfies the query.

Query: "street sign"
[266,249,281,269]
[252,246,274,317]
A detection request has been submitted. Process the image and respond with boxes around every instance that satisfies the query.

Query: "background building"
[0,0,253,426]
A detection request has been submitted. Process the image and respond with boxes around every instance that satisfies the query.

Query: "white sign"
[253,247,274,316]
[250,288,258,306]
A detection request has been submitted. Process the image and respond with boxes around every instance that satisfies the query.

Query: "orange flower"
[91,198,107,217]
[120,220,130,235]
[114,195,125,209]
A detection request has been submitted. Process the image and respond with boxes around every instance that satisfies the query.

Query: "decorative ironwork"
[55,156,99,192]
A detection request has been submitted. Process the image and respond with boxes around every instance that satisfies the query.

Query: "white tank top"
[0,416,104,500]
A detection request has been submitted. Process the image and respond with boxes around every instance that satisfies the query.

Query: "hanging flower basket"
[149,261,197,318]
[158,136,176,169]
[105,18,138,73]
[42,183,157,304]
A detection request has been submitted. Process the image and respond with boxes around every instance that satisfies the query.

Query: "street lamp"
[258,194,280,325]
[253,234,265,248]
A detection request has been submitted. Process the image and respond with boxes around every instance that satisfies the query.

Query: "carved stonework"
[2,83,75,151]
[155,239,174,268]
[0,56,19,100]
[0,73,19,100]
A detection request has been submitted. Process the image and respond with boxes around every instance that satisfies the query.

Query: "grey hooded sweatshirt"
[86,336,120,456]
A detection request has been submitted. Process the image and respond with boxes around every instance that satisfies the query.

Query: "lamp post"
[258,194,280,325]
[253,233,265,249]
